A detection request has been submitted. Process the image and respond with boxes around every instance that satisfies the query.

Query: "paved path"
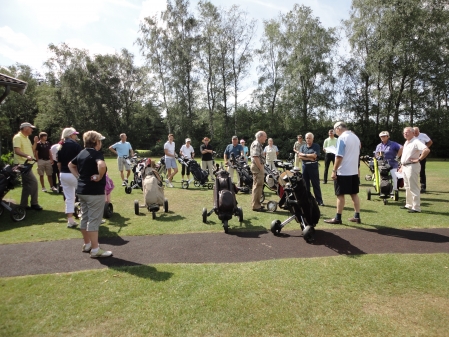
[1,227,448,277]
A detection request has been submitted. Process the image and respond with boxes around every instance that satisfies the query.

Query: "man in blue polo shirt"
[109,133,134,186]
[224,135,244,183]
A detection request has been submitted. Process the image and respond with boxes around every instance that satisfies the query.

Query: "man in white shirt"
[413,127,432,193]
[399,127,430,213]
[324,122,361,224]
[164,134,178,187]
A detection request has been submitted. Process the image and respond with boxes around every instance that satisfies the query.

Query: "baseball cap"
[39,132,47,138]
[232,135,238,140]
[20,122,36,129]
[240,139,245,143]
[379,131,389,137]
[62,127,80,139]
[185,138,191,143]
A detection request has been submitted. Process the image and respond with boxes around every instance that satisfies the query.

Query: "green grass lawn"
[0,158,448,336]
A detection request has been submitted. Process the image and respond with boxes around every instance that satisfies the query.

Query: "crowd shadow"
[0,207,65,232]
[312,230,367,256]
[105,212,131,233]
[99,228,130,246]
[97,257,173,280]
[348,224,449,243]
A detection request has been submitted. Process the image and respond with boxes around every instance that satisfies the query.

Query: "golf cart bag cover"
[143,174,164,206]
[380,179,392,196]
[213,170,236,217]
[189,160,208,183]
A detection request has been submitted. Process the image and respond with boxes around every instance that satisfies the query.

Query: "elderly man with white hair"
[297,132,324,206]
[250,131,267,211]
[399,126,430,213]
[324,121,361,224]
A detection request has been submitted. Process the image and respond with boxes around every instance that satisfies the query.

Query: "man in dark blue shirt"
[224,136,244,183]
[298,132,324,206]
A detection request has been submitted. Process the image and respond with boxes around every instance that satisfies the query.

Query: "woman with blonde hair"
[69,131,112,258]
[57,127,82,228]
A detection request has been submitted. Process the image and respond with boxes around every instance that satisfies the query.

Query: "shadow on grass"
[0,208,65,232]
[97,257,174,280]
[105,212,131,233]
[347,224,449,243]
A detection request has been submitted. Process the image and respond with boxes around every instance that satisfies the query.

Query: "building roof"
[0,73,28,95]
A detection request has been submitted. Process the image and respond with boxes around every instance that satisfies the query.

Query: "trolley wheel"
[303,226,315,243]
[194,181,200,187]
[202,207,208,223]
[271,220,282,235]
[125,186,132,194]
[152,211,156,219]
[207,183,213,189]
[367,188,372,200]
[74,202,82,219]
[182,181,189,189]
[383,198,388,205]
[103,202,113,218]
[0,204,3,216]
[164,198,169,213]
[260,191,265,203]
[10,206,26,222]
[267,201,277,212]
[394,190,399,201]
[134,200,139,215]
[223,220,229,234]
[238,207,243,223]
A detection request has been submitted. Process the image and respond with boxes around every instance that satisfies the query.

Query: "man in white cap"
[324,121,360,224]
[180,138,195,182]
[375,131,403,191]
[12,122,42,210]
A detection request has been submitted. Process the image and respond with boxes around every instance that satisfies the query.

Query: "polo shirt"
[180,144,194,159]
[250,140,265,165]
[71,148,106,195]
[13,131,33,164]
[224,144,243,159]
[58,139,83,173]
[375,140,401,169]
[36,141,52,160]
[335,131,360,176]
[111,141,133,157]
[401,137,427,165]
[323,137,337,150]
[300,143,321,163]
[200,143,213,161]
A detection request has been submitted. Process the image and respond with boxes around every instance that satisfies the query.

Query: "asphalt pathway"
[1,227,448,277]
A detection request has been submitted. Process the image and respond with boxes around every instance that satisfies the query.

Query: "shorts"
[37,159,53,176]
[165,157,177,169]
[117,157,131,171]
[334,174,359,195]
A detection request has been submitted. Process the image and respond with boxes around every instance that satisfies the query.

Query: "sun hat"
[20,122,35,129]
[61,127,79,139]
[203,137,210,142]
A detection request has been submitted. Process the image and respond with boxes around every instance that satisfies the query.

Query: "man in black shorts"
[324,122,361,224]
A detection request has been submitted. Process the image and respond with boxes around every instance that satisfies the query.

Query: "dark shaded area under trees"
[1,0,448,159]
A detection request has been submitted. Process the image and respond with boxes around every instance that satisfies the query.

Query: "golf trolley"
[177,156,213,190]
[270,168,320,243]
[360,154,399,205]
[263,159,295,212]
[202,169,243,234]
[0,159,36,222]
[124,155,145,194]
[134,161,168,219]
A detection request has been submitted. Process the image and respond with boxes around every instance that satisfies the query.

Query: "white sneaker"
[41,188,47,192]
[67,221,78,228]
[188,178,193,183]
[90,248,113,258]
[165,179,170,186]
[51,186,58,192]
[122,181,126,186]
[101,219,106,224]
[82,243,92,252]
[168,182,174,188]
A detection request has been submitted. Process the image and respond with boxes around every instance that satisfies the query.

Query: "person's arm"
[191,149,195,159]
[276,146,279,156]
[68,161,79,179]
[32,136,38,153]
[92,160,107,181]
[109,145,118,155]
[331,156,343,180]
[397,145,403,158]
[14,147,34,161]
[252,156,264,171]
[426,139,433,148]
[130,145,134,157]
[34,144,39,160]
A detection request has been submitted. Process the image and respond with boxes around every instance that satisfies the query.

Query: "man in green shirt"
[322,129,337,184]
[13,122,42,210]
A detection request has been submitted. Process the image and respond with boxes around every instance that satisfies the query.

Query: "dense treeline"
[1,0,448,159]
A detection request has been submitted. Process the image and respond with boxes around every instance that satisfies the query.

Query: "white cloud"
[64,38,117,56]
[0,26,48,70]
[139,0,167,22]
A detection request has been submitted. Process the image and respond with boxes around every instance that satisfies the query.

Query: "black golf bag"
[230,154,253,193]
[377,158,393,196]
[271,170,320,243]
[202,169,243,233]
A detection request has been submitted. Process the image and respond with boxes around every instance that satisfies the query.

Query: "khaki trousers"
[201,160,215,180]
[251,164,265,210]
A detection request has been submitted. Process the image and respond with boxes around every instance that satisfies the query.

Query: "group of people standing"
[13,122,113,258]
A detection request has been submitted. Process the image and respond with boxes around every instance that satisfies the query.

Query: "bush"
[0,152,14,169]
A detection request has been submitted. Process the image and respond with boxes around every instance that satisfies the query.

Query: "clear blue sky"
[0,0,352,75]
